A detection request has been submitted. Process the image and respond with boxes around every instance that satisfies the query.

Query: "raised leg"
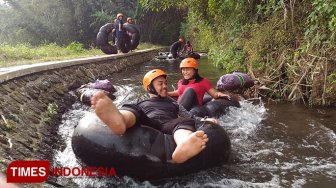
[172,130,208,163]
[91,91,136,135]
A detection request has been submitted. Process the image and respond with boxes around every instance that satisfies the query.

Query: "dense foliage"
[0,0,184,46]
[139,0,336,106]
[0,0,335,105]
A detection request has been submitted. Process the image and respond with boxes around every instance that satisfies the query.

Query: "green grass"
[0,42,163,68]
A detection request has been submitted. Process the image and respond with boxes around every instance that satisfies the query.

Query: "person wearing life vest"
[168,58,231,111]
[91,69,220,164]
[170,38,184,59]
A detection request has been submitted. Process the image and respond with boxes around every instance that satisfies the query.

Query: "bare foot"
[91,91,126,134]
[172,131,208,163]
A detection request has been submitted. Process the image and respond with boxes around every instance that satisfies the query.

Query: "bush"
[209,43,246,73]
[66,42,85,53]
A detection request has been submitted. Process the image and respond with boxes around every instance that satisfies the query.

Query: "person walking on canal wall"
[124,17,134,52]
[125,17,133,25]
[170,38,184,59]
[114,13,125,54]
[91,69,216,163]
[168,58,231,111]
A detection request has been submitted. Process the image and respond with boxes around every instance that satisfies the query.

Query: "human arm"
[181,45,187,54]
[168,90,179,97]
[207,88,231,100]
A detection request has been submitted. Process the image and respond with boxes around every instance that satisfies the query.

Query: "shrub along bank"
[139,0,336,106]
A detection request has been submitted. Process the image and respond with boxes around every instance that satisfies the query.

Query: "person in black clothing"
[182,40,193,54]
[91,69,217,164]
[114,13,125,53]
[170,38,184,59]
[125,17,133,25]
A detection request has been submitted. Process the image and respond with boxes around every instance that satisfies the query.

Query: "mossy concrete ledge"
[0,48,163,175]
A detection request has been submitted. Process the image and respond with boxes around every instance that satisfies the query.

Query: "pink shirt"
[177,78,212,105]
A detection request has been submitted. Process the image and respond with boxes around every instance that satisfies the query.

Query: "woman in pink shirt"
[168,58,230,111]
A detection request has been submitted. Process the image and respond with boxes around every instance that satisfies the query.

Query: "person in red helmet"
[168,58,230,111]
[170,38,184,59]
[91,69,218,164]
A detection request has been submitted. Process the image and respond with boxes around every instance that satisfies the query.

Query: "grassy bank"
[0,42,163,68]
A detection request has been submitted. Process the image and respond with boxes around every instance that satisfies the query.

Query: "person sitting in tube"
[170,38,184,59]
[91,69,218,163]
[114,13,125,54]
[181,40,193,55]
[168,58,231,111]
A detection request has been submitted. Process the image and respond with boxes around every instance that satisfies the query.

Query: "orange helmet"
[178,38,184,42]
[143,69,167,90]
[180,58,198,69]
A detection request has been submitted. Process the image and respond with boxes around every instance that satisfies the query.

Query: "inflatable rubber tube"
[187,52,200,59]
[188,98,240,118]
[189,105,208,118]
[155,56,168,60]
[96,23,118,54]
[123,24,140,51]
[204,98,240,118]
[72,113,231,180]
[179,52,201,60]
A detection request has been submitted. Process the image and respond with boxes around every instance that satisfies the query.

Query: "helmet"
[127,17,133,22]
[116,13,123,18]
[178,38,184,42]
[180,58,198,69]
[143,69,167,90]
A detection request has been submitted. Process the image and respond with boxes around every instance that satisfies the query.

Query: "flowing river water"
[51,57,336,187]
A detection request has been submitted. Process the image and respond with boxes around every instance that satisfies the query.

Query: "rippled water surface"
[52,57,336,187]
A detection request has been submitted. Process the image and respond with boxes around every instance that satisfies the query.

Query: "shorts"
[120,104,196,135]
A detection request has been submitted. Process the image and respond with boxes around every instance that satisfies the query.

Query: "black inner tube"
[72,113,231,180]
[96,23,140,54]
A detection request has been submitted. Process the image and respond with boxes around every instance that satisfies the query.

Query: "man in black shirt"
[170,38,184,59]
[91,69,213,163]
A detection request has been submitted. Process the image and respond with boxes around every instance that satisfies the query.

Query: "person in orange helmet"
[168,58,230,112]
[91,69,218,164]
[170,38,184,59]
